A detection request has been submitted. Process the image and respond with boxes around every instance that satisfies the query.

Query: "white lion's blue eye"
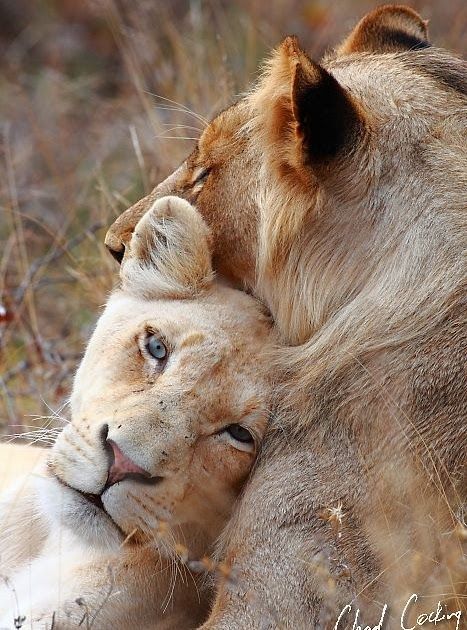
[146,335,167,361]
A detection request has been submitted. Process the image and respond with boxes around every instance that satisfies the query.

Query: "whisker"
[120,528,138,548]
[36,398,70,424]
[145,91,208,126]
[154,135,198,141]
[3,427,60,444]
[160,124,204,133]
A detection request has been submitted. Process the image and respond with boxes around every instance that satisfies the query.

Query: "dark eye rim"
[192,167,211,186]
[224,423,254,444]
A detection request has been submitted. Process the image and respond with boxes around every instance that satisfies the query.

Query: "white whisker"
[160,124,203,133]
[154,135,198,141]
[145,91,208,126]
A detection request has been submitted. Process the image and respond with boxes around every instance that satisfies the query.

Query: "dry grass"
[0,0,465,437]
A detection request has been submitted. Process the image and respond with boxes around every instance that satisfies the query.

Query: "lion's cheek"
[102,480,178,536]
[176,442,254,529]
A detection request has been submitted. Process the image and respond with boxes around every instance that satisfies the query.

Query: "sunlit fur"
[105,5,466,628]
[0,197,273,628]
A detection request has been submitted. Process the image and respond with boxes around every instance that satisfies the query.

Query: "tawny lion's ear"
[254,36,366,166]
[267,36,364,164]
[337,5,429,55]
[120,196,214,299]
[289,42,364,162]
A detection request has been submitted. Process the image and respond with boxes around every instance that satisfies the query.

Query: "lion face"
[105,104,260,288]
[105,6,466,345]
[41,197,273,552]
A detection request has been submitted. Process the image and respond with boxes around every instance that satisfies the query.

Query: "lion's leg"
[201,438,461,629]
[1,539,209,629]
[199,447,362,630]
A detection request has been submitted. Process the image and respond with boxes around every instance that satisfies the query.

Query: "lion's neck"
[255,129,465,346]
[258,181,465,499]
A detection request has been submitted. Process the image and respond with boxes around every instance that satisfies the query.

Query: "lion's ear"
[120,196,214,299]
[288,39,364,163]
[264,36,364,165]
[337,5,429,55]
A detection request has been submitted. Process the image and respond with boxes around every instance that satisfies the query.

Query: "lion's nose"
[105,241,125,264]
[104,225,127,264]
[106,439,151,487]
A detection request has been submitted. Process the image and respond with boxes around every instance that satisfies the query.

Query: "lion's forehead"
[198,52,465,148]
[98,289,268,343]
[71,288,270,417]
[198,102,248,155]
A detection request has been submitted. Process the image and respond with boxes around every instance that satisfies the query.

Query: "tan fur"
[0,198,274,628]
[104,5,466,628]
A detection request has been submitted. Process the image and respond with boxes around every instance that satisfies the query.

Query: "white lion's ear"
[120,196,214,299]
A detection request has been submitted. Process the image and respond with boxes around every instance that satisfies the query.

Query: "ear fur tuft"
[337,5,430,55]
[120,196,214,300]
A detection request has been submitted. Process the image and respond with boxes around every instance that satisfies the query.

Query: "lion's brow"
[179,332,206,349]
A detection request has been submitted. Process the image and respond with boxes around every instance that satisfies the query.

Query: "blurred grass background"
[0,0,465,439]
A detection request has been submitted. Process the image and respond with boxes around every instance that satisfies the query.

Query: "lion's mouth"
[66,482,127,537]
[50,464,164,539]
[81,491,105,511]
[51,471,111,520]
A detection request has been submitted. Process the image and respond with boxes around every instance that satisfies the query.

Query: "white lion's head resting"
[40,196,273,553]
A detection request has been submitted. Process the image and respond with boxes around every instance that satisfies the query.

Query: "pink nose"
[107,440,150,486]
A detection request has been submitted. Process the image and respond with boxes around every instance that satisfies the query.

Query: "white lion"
[0,197,274,629]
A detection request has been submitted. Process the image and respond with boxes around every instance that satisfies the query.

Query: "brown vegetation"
[0,0,465,437]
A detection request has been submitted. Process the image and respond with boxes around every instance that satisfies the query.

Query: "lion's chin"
[36,475,124,551]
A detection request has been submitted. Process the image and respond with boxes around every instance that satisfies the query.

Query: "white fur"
[0,198,273,628]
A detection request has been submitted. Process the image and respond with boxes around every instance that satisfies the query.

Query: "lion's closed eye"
[219,423,256,454]
[192,167,211,186]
